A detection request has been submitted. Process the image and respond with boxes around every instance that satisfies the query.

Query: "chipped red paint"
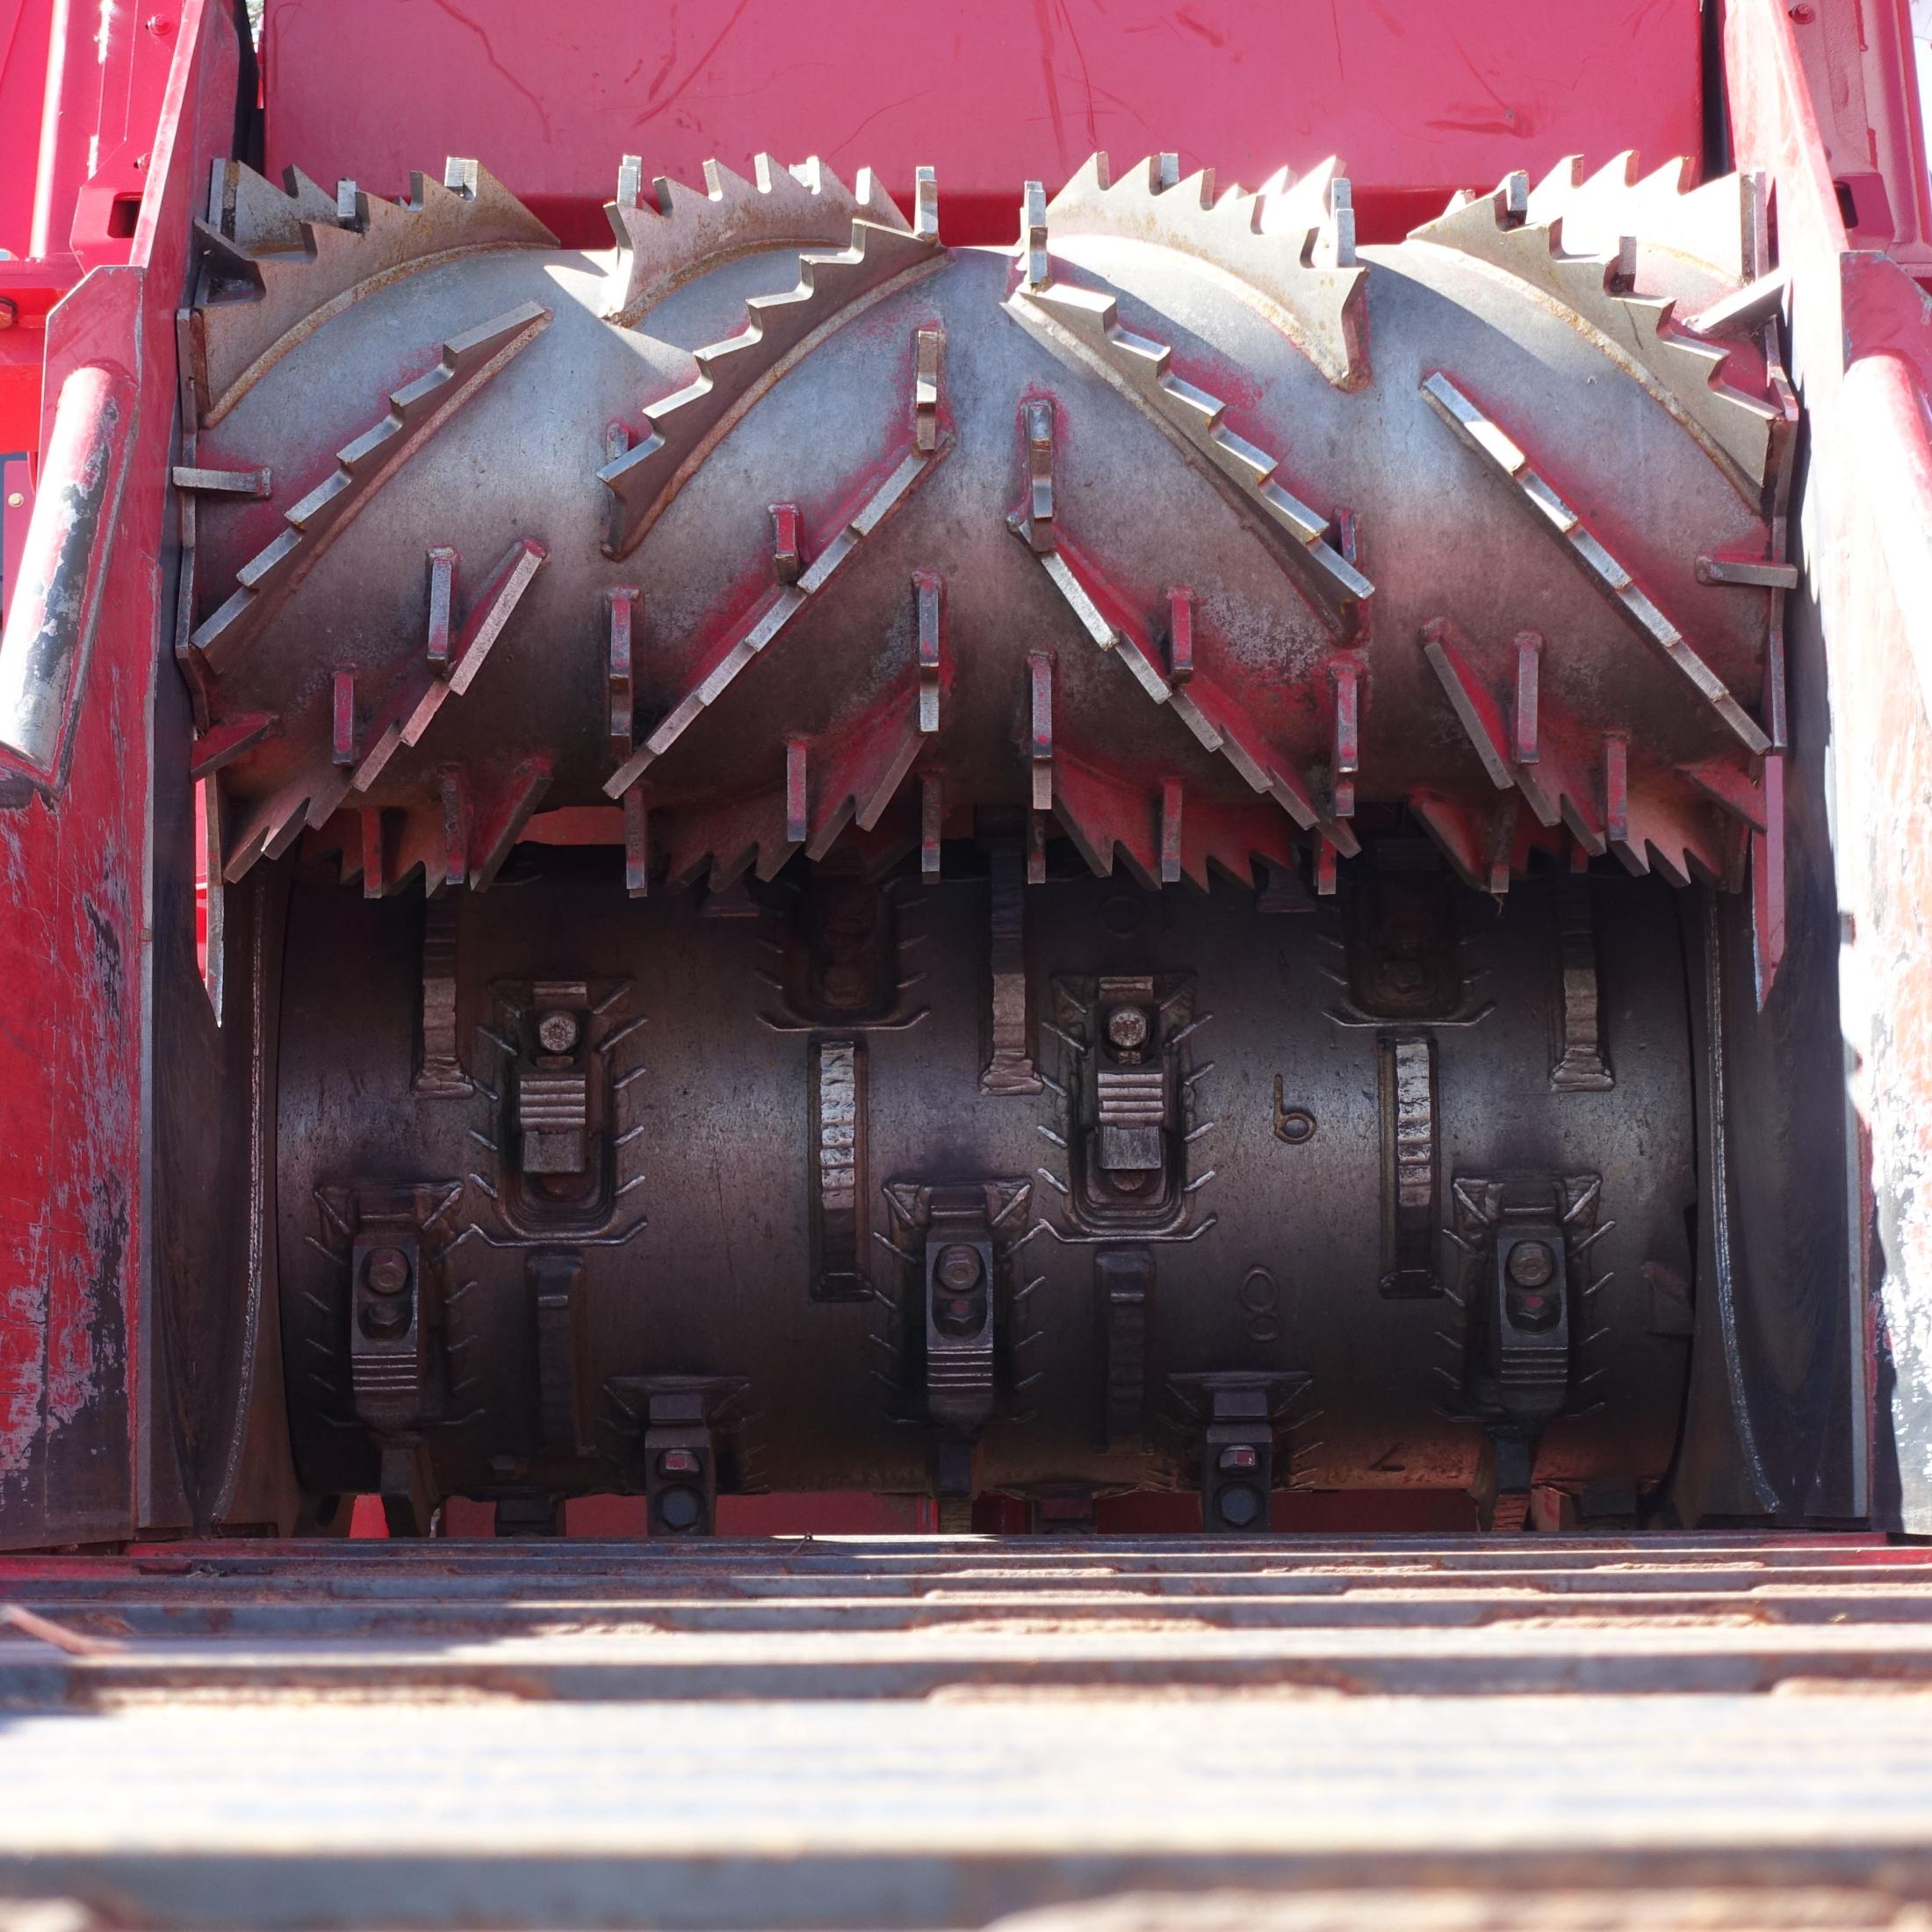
[0,0,242,1546]
[0,0,1929,1545]
[1725,1,1932,1530]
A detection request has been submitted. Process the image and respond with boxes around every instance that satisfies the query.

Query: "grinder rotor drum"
[177,146,1790,1528]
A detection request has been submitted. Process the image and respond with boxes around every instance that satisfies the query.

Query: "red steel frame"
[0,0,1929,1545]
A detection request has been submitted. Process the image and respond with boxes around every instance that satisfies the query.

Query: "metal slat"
[2,1536,1930,1927]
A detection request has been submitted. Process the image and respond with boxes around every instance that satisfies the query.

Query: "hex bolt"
[0,299,16,331]
[536,1009,581,1055]
[935,1244,983,1293]
[364,1246,411,1296]
[1506,1240,1556,1289]
[657,1485,703,1531]
[359,1298,409,1340]
[1105,1006,1150,1052]
[1216,1482,1263,1529]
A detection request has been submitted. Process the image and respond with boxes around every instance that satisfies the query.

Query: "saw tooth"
[1524,155,1587,220]
[1173,166,1218,210]
[850,167,912,232]
[1553,152,1749,283]
[217,161,347,253]
[606,154,912,328]
[1258,156,1339,238]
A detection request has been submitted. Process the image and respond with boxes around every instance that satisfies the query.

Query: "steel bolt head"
[364,1246,411,1295]
[536,1009,580,1055]
[359,1298,408,1339]
[1506,1239,1556,1289]
[935,1244,983,1293]
[0,299,16,331]
[1216,1482,1263,1528]
[1105,1005,1150,1050]
[657,1484,703,1531]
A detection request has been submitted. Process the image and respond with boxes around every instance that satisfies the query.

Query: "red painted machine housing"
[258,0,1707,247]
[0,0,1928,1546]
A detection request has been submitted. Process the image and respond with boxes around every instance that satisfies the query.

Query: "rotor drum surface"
[177,151,1777,1516]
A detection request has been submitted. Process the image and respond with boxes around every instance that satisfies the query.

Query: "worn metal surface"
[0,360,138,782]
[2,1537,1932,1927]
[0,0,246,1552]
[162,125,1810,1529]
[185,148,1789,954]
[1723,3,1932,1532]
[0,0,1918,1567]
[271,856,1697,1514]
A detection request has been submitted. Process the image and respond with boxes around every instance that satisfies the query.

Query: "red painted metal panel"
[0,0,52,260]
[0,456,28,628]
[0,0,242,1548]
[1783,0,1932,269]
[1725,0,1932,1531]
[261,0,1705,245]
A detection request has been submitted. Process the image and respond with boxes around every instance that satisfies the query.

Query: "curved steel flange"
[1421,371,1770,759]
[604,436,949,800]
[188,300,551,676]
[1410,172,1777,499]
[598,218,945,558]
[1012,277,1372,634]
[192,158,556,425]
[1010,517,1359,862]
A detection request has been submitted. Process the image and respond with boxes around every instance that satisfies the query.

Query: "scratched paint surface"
[262,0,1703,241]
[1727,7,1932,1528]
[0,0,241,1546]
[0,562,139,1539]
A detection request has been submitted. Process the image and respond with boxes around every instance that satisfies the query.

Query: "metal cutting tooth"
[604,153,912,327]
[1043,151,1366,388]
[185,142,1785,961]
[213,162,349,252]
[1522,151,1755,284]
[191,158,556,425]
[1410,175,1778,497]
